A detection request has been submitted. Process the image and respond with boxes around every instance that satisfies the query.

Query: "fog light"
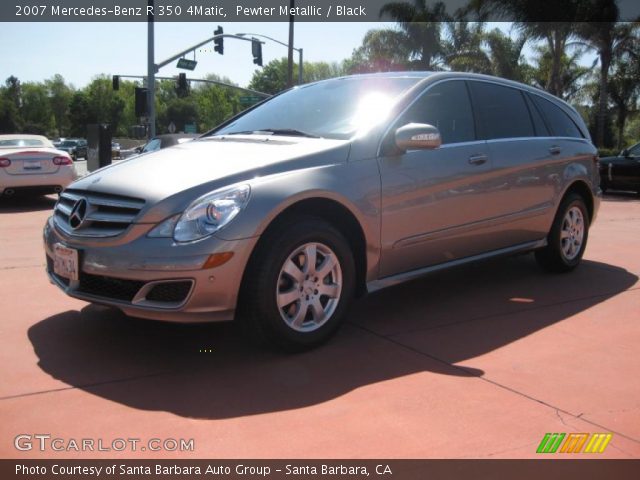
[202,252,234,269]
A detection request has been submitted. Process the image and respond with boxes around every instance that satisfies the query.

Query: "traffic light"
[252,39,263,67]
[213,26,223,55]
[176,73,188,97]
[134,87,148,117]
[112,75,119,90]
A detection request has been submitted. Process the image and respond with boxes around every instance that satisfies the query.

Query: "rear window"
[468,81,534,139]
[529,94,583,138]
[0,138,48,148]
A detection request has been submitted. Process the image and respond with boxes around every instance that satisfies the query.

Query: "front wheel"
[535,193,590,273]
[239,216,355,351]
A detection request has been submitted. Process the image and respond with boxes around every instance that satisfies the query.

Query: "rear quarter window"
[529,94,583,139]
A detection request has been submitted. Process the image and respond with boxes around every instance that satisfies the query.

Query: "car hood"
[69,135,350,203]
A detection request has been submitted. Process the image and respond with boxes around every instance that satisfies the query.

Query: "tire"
[535,193,590,273]
[239,216,356,351]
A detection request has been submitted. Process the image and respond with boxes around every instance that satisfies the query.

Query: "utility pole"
[147,0,156,138]
[287,0,295,88]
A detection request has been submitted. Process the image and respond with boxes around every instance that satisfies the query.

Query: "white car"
[0,134,76,197]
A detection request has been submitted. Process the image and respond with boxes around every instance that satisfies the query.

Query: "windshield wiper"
[221,129,321,138]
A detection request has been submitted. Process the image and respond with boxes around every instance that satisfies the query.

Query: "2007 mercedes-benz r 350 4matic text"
[44,72,600,350]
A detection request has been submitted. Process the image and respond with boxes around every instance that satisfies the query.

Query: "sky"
[0,21,593,90]
[0,22,390,88]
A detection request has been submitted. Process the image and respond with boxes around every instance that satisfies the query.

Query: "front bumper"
[43,216,258,323]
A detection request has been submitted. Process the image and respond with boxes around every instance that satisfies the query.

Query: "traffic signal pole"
[147,0,155,138]
[146,30,263,138]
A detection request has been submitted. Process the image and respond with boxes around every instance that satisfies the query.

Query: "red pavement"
[0,193,639,459]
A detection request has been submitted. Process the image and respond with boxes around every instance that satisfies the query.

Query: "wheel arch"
[560,179,595,223]
[243,196,370,298]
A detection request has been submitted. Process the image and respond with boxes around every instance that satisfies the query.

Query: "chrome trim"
[368,239,547,293]
[54,189,145,238]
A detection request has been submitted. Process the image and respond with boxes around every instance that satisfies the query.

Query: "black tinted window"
[524,94,550,136]
[530,95,583,138]
[469,81,534,139]
[398,81,475,144]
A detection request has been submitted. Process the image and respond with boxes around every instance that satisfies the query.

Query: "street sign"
[239,95,262,105]
[176,58,197,70]
[184,123,197,134]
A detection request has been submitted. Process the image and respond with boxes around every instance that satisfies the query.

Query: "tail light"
[0,158,11,167]
[53,156,72,166]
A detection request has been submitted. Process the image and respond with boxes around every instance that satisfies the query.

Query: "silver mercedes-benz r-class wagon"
[44,72,600,350]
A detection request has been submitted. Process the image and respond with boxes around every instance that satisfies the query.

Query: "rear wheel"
[535,193,590,273]
[239,216,355,351]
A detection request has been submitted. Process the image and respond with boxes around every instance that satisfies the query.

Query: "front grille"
[145,281,192,303]
[77,273,145,302]
[53,189,145,237]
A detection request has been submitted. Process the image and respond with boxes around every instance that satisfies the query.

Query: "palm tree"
[466,0,581,97]
[483,29,530,82]
[443,22,492,73]
[574,3,637,146]
[608,47,640,150]
[379,0,452,70]
[530,44,594,101]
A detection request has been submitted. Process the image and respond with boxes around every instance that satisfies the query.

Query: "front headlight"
[151,184,250,243]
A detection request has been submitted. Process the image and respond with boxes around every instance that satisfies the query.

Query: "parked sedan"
[599,142,640,194]
[0,134,75,196]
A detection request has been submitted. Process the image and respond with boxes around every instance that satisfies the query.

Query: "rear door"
[378,79,496,277]
[467,80,556,245]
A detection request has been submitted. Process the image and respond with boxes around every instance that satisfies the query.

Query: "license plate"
[23,160,41,170]
[53,244,79,281]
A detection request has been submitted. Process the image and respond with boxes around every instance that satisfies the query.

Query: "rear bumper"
[1,168,75,194]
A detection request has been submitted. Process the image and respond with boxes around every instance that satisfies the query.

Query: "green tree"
[529,44,592,101]
[20,82,54,135]
[379,0,451,70]
[343,29,411,73]
[249,59,345,94]
[68,91,92,137]
[608,49,640,149]
[45,74,73,137]
[443,22,491,73]
[467,0,581,97]
[0,76,23,133]
[574,4,637,146]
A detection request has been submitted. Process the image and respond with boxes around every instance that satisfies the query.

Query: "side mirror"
[620,149,629,157]
[135,146,143,153]
[395,123,442,151]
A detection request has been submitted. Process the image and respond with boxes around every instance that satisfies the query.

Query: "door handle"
[468,154,488,165]
[549,146,562,155]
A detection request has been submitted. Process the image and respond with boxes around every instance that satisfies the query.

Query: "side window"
[468,81,534,139]
[396,80,475,144]
[524,94,550,137]
[627,143,640,156]
[530,94,583,138]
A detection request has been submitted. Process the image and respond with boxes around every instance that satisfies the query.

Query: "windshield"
[212,76,422,140]
[61,140,78,147]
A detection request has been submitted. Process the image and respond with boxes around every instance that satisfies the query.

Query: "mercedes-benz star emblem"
[68,198,88,229]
